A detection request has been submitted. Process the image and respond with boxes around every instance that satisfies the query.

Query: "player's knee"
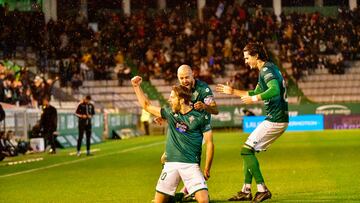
[241,146,255,155]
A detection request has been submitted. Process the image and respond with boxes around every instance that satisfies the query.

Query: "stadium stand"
[296,61,360,103]
[73,80,139,110]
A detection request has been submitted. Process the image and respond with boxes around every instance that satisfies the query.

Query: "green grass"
[1,130,360,202]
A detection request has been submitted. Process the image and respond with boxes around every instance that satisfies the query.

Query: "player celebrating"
[155,64,218,126]
[131,76,214,203]
[216,42,289,202]
[172,64,218,200]
[177,64,218,115]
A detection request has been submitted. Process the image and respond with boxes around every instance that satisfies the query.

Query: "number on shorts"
[161,172,167,180]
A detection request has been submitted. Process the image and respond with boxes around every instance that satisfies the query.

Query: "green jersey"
[191,79,215,115]
[258,62,289,123]
[161,107,211,164]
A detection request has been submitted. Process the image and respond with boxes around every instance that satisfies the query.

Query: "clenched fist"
[131,76,142,87]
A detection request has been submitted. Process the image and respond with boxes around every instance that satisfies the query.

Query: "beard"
[182,80,194,89]
[172,103,181,113]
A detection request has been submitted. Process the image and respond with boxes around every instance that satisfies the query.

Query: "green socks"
[241,147,265,184]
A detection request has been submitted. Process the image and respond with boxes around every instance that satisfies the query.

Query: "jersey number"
[282,80,288,102]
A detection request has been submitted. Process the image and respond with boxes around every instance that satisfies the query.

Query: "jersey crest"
[189,115,195,124]
[192,91,199,100]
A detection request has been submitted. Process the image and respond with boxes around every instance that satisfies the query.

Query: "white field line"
[6,157,44,166]
[0,141,164,178]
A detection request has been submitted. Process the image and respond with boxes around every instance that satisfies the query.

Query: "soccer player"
[172,64,219,200]
[154,64,218,126]
[155,64,218,199]
[177,64,218,115]
[216,42,289,202]
[131,76,214,203]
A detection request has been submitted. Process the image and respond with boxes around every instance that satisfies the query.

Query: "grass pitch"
[1,129,360,202]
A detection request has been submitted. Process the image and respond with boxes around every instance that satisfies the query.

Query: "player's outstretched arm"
[241,80,278,104]
[216,83,248,97]
[131,76,161,117]
[203,130,214,180]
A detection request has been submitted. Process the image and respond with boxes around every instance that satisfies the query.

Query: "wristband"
[251,95,258,102]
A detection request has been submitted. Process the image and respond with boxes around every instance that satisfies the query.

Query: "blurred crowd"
[1,2,360,105]
[0,61,56,106]
[277,7,360,81]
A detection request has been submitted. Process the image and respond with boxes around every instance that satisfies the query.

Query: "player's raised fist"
[131,76,142,87]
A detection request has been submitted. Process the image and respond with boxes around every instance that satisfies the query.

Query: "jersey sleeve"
[160,107,170,120]
[248,84,263,96]
[259,79,280,100]
[90,104,95,115]
[201,114,212,133]
[201,85,215,106]
[75,103,81,114]
[261,66,277,84]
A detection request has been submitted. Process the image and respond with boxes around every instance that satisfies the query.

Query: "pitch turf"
[1,129,360,202]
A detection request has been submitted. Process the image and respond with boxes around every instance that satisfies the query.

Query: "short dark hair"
[172,85,192,105]
[243,42,269,61]
[85,95,91,100]
[42,96,50,102]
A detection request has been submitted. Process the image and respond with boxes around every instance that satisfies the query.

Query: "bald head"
[177,65,192,75]
[177,64,194,88]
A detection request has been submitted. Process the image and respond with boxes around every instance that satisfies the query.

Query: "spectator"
[40,96,57,154]
[140,109,151,136]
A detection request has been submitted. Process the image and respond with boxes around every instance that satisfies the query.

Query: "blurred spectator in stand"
[71,73,83,92]
[114,63,131,86]
[140,109,151,136]
[199,57,213,84]
[31,76,57,107]
[138,61,150,81]
[243,109,255,116]
[18,87,32,106]
[80,52,93,80]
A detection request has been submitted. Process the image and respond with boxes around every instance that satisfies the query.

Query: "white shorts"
[156,162,207,196]
[245,120,288,151]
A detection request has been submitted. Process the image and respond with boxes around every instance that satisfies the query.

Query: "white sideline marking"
[6,158,44,166]
[0,141,164,178]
